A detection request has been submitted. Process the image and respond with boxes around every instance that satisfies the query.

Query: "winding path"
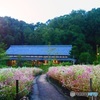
[30,74,73,100]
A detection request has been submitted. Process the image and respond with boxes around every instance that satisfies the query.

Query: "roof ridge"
[10,45,72,47]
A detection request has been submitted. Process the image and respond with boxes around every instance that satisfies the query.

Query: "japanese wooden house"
[6,45,75,66]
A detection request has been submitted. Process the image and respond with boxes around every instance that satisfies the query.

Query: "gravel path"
[30,74,73,100]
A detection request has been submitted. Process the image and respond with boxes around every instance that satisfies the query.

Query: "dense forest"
[0,8,100,64]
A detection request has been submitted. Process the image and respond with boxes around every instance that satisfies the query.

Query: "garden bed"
[0,67,43,100]
[47,75,89,100]
[47,65,100,100]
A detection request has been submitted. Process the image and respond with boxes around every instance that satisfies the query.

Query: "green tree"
[79,52,91,64]
[0,43,7,66]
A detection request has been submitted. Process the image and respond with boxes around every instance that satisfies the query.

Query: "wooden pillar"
[44,60,48,65]
[53,60,55,64]
[56,60,58,64]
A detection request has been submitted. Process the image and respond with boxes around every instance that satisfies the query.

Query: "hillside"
[0,8,100,63]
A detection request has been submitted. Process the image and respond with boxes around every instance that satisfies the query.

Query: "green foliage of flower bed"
[47,65,100,99]
[39,65,51,73]
[0,67,43,100]
[39,61,72,73]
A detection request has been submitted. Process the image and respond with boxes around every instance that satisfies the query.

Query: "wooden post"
[16,80,19,100]
[90,78,92,91]
[90,78,93,100]
[90,78,97,100]
[96,45,99,63]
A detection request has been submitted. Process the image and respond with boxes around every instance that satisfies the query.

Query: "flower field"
[47,65,100,97]
[0,67,43,100]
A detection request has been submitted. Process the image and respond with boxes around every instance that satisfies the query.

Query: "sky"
[0,0,100,24]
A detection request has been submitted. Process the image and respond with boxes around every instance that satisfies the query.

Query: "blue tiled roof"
[6,45,72,56]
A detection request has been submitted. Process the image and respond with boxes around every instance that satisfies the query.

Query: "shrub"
[0,67,43,100]
[47,65,100,97]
